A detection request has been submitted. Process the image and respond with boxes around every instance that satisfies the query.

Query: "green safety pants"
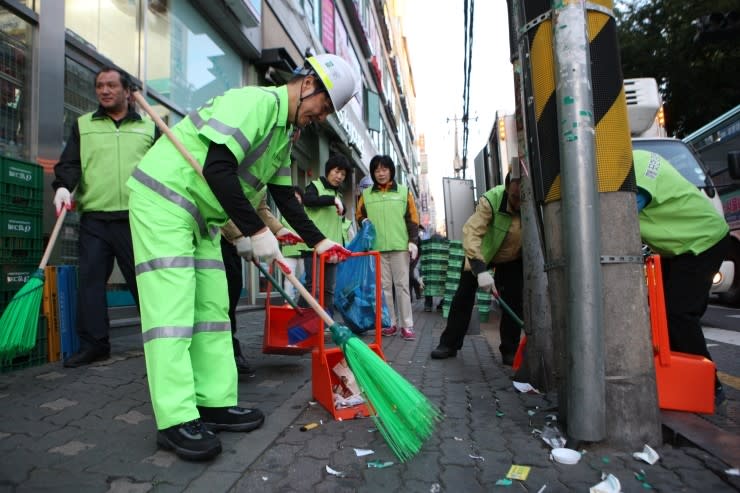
[129,190,237,430]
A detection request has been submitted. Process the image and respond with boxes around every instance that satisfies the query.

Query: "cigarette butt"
[300,422,319,432]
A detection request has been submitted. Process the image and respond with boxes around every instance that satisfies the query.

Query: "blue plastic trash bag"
[334,220,392,334]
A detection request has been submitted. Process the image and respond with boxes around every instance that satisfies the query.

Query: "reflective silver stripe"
[135,257,224,275]
[195,258,225,270]
[142,325,193,343]
[241,169,264,191]
[131,168,208,235]
[240,127,274,168]
[194,321,231,334]
[188,109,251,155]
[275,166,292,178]
[136,256,194,275]
[208,225,221,240]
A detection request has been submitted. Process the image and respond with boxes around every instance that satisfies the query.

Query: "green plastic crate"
[0,157,43,212]
[0,210,42,239]
[1,264,37,292]
[0,236,43,265]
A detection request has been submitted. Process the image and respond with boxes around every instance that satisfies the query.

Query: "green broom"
[276,259,442,462]
[0,207,68,360]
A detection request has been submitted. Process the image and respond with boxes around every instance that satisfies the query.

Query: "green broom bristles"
[0,269,44,361]
[330,323,442,462]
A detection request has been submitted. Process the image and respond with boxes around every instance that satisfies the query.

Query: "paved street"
[0,300,738,492]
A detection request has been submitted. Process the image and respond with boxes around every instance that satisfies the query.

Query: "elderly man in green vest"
[634,149,731,406]
[431,173,523,365]
[52,66,158,368]
[127,54,357,461]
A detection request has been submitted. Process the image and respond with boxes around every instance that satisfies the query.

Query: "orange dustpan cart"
[645,255,715,414]
[311,251,386,420]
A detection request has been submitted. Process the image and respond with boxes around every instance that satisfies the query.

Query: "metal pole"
[552,0,605,441]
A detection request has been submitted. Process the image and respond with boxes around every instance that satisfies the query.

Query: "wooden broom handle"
[38,207,67,270]
[281,265,335,327]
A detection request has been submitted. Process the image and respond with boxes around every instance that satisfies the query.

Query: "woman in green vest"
[356,155,421,341]
[127,54,357,461]
[299,154,352,310]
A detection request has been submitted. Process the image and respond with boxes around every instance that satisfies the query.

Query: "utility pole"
[447,115,463,178]
[514,0,661,448]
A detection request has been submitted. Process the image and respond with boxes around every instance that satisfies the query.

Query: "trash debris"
[634,470,652,489]
[632,444,660,465]
[506,465,531,481]
[469,454,485,461]
[354,448,374,457]
[513,381,540,393]
[430,483,441,493]
[540,422,567,448]
[590,473,621,493]
[727,468,739,476]
[325,465,347,478]
[453,436,463,441]
[367,460,394,468]
[536,486,547,493]
[262,476,268,481]
[496,410,505,417]
[550,448,581,465]
[495,478,513,486]
[300,422,319,432]
[527,410,536,416]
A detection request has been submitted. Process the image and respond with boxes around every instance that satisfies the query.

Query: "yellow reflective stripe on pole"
[587,0,635,194]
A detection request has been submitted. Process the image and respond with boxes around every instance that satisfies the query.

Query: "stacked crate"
[420,237,448,302]
[442,240,464,318]
[0,156,47,371]
[477,284,493,322]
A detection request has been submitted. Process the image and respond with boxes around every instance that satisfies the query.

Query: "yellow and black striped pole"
[517,0,661,447]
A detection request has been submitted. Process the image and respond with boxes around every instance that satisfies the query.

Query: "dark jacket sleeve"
[52,121,82,191]
[203,142,265,237]
[302,177,337,207]
[269,183,325,247]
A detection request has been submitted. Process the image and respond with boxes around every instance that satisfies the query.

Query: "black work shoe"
[431,345,457,359]
[198,406,265,432]
[501,353,515,366]
[63,347,110,368]
[157,419,222,461]
[235,354,255,376]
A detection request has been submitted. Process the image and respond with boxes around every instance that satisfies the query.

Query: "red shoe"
[381,325,398,337]
[400,327,416,341]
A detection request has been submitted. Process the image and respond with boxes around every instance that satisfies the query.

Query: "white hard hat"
[306,54,359,112]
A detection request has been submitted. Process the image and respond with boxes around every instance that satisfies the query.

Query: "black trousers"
[220,237,244,357]
[662,234,730,360]
[438,258,523,357]
[77,215,138,351]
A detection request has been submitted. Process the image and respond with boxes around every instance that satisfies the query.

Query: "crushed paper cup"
[632,444,659,465]
[550,448,581,465]
[590,473,621,493]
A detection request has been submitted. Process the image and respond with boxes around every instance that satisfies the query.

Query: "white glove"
[418,276,425,291]
[53,187,72,216]
[334,197,345,216]
[408,242,418,261]
[477,271,495,291]
[233,236,252,260]
[315,238,351,264]
[250,228,281,263]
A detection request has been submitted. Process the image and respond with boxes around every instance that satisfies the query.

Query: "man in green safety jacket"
[127,54,357,461]
[299,154,352,310]
[431,173,523,364]
[52,66,158,368]
[634,149,731,405]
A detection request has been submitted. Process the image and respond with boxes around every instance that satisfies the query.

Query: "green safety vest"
[128,86,293,239]
[634,150,729,256]
[77,112,155,212]
[478,185,514,264]
[362,183,409,251]
[280,216,303,257]
[304,179,344,246]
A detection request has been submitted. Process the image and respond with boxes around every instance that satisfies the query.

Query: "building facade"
[0,0,418,305]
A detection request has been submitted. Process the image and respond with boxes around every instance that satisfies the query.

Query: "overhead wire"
[461,0,475,177]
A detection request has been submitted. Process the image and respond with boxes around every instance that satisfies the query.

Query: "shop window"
[145,0,241,111]
[0,9,32,159]
[65,0,140,77]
